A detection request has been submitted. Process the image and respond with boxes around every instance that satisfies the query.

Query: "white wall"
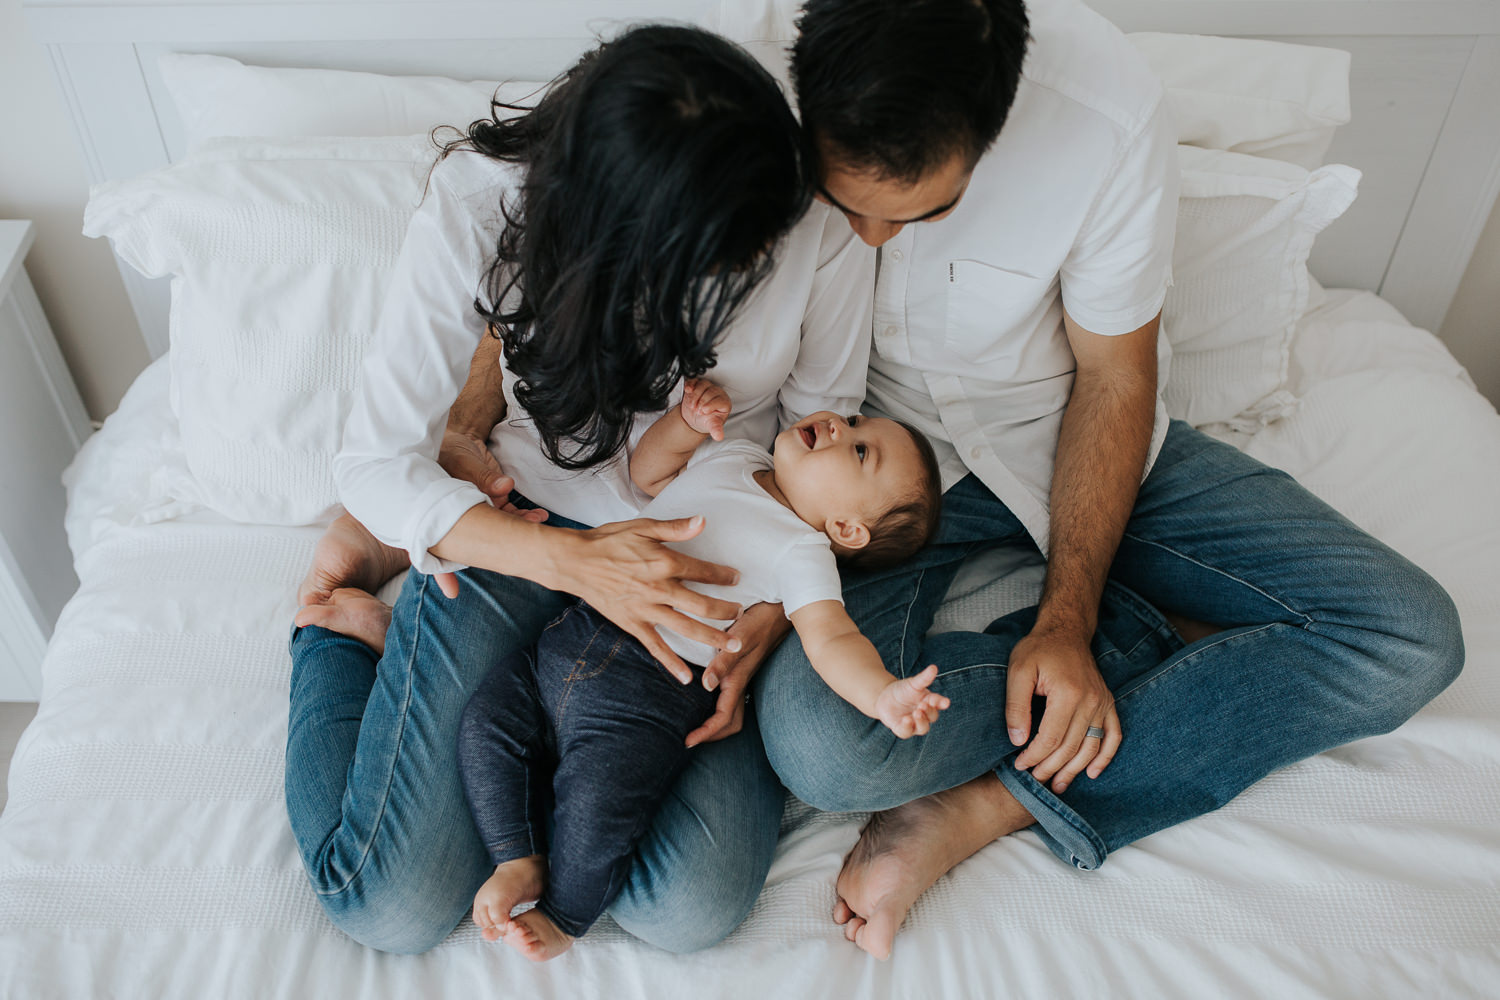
[1,0,148,421]
[1440,199,1500,408]
[2,0,1497,418]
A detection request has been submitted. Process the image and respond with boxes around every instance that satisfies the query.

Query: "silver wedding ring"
[1085,725,1106,740]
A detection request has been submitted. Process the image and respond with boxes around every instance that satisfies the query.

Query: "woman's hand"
[680,378,731,441]
[434,428,548,598]
[550,515,744,684]
[686,601,793,747]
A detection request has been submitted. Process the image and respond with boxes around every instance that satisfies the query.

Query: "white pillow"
[83,136,435,525]
[160,32,1351,167]
[159,53,546,148]
[1128,33,1351,169]
[1163,146,1360,429]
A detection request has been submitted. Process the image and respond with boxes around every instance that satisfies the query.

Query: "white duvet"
[3,290,1498,999]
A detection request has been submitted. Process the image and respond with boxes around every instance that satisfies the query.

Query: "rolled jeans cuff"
[535,896,591,940]
[994,754,1108,871]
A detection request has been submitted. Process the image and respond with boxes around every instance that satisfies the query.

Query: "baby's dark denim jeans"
[457,601,718,938]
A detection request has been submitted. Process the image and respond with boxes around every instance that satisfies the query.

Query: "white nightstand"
[0,221,92,701]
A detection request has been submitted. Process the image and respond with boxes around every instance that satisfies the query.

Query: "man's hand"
[680,378,731,441]
[434,428,547,598]
[687,601,792,747]
[439,429,549,520]
[1006,624,1122,794]
[1007,310,1152,793]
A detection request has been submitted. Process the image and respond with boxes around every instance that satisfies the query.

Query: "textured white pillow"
[159,53,546,148]
[1128,33,1351,169]
[83,136,435,525]
[1163,146,1360,429]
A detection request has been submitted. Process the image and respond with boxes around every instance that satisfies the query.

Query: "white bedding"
[3,289,1499,998]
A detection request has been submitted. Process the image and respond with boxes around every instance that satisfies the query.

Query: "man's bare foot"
[833,775,1034,960]
[293,588,393,654]
[504,908,575,962]
[471,855,547,944]
[297,513,410,607]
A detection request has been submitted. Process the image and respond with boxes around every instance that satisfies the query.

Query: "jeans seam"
[1099,582,1183,660]
[935,661,1006,679]
[315,573,426,898]
[542,605,575,634]
[1113,621,1279,704]
[897,567,927,675]
[1122,623,1181,660]
[1121,533,1317,628]
[557,626,623,726]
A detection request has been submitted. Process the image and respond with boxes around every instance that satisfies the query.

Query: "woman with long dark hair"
[283,25,874,954]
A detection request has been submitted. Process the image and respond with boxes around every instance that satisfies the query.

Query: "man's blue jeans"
[755,420,1465,869]
[284,508,784,954]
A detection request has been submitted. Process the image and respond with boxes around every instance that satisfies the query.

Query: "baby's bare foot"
[472,855,547,943]
[293,588,393,654]
[505,907,574,962]
[297,513,409,607]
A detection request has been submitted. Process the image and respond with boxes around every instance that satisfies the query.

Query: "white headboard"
[23,0,1500,359]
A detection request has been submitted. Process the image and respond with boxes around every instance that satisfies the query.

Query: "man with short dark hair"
[753,0,1464,960]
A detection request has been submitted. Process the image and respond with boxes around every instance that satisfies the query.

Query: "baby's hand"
[874,664,949,739]
[681,378,732,441]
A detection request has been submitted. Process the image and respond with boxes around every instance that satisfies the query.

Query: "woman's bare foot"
[297,513,410,607]
[833,775,1034,960]
[472,855,547,943]
[293,588,393,653]
[505,908,575,962]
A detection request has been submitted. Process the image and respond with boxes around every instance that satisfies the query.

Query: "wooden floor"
[0,701,39,815]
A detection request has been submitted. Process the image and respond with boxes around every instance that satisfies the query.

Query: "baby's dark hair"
[838,421,943,572]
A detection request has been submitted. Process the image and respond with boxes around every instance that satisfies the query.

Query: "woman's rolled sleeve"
[335,160,506,573]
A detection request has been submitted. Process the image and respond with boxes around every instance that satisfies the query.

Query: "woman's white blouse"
[335,150,875,574]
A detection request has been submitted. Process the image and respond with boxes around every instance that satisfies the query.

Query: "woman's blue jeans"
[284,509,784,954]
[756,420,1465,869]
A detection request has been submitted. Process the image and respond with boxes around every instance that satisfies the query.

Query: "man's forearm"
[1038,355,1156,638]
[446,332,507,440]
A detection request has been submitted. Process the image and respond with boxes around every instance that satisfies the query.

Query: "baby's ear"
[829,517,871,552]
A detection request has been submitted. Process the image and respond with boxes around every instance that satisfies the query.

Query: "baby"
[456,378,946,961]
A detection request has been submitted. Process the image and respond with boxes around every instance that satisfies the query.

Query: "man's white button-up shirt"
[865,0,1179,553]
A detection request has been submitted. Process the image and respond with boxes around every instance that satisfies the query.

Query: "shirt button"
[970,446,983,459]
[883,325,899,338]
[890,249,904,262]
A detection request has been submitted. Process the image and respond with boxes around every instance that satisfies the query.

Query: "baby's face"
[772,412,925,534]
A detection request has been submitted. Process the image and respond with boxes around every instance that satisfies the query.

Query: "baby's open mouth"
[799,424,817,448]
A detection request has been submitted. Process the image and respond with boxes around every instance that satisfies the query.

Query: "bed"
[5,1,1500,997]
